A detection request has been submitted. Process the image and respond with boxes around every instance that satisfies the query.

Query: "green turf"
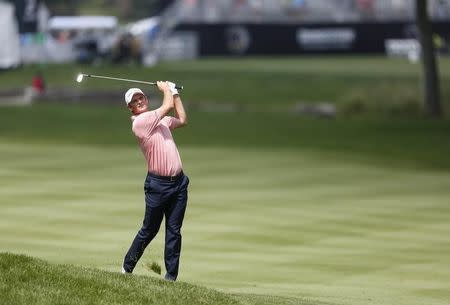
[2,57,450,114]
[1,104,450,305]
[1,253,316,305]
[0,253,239,305]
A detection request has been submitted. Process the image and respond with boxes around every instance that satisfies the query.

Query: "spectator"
[112,33,141,64]
[31,72,45,95]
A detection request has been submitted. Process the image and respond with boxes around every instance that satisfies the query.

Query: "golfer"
[122,81,189,281]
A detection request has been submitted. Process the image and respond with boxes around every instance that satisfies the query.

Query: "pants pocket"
[144,179,163,208]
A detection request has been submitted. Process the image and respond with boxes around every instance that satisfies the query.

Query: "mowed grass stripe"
[1,141,450,305]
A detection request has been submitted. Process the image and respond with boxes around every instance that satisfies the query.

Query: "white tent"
[0,1,21,69]
[48,16,118,31]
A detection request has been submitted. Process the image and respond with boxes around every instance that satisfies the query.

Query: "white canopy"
[48,16,118,31]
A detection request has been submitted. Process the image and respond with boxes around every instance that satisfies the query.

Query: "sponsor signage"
[385,39,420,56]
[176,22,450,56]
[296,28,356,50]
[225,26,251,54]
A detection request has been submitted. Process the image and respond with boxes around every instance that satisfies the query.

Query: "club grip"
[151,83,183,90]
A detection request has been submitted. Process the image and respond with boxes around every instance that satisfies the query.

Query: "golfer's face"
[129,94,149,114]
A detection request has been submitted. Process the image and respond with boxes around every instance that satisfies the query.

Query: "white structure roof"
[48,16,118,30]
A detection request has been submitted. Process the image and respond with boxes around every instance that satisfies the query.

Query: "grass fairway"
[1,105,450,305]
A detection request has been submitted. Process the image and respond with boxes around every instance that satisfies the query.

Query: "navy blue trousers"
[123,172,189,280]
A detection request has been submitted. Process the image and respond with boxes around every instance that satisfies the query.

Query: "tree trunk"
[416,0,442,117]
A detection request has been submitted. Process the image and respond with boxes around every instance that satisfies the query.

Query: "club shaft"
[83,74,183,90]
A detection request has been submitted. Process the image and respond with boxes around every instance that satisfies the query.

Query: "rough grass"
[0,253,237,305]
[1,253,306,305]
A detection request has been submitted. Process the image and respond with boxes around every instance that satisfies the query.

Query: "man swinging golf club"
[122,80,189,282]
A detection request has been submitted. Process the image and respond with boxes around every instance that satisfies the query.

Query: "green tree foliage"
[114,0,162,20]
[43,0,79,15]
[31,0,162,20]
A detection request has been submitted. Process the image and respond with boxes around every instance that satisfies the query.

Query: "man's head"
[125,88,149,115]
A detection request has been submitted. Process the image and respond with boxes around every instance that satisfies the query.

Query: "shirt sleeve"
[132,110,161,139]
[161,116,183,130]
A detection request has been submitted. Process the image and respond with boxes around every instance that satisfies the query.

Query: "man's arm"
[156,81,174,117]
[173,94,188,127]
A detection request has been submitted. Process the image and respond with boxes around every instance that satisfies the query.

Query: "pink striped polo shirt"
[131,110,183,176]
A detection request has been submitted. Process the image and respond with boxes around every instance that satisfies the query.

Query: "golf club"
[76,73,184,90]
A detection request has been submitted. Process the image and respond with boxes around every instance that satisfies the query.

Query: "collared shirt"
[132,110,183,176]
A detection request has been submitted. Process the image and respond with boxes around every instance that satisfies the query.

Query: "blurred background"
[1,1,450,305]
[1,0,450,114]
